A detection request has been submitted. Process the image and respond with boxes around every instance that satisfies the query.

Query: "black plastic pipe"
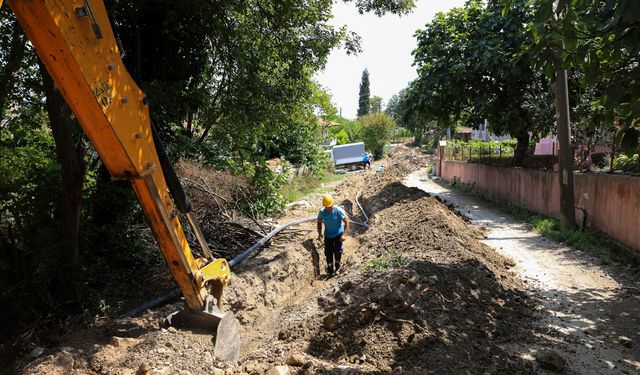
[118,287,181,319]
[119,192,369,318]
[228,217,317,267]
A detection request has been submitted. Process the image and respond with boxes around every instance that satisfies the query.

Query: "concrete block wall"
[439,160,640,251]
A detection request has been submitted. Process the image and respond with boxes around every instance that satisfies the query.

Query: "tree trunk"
[555,67,576,230]
[513,119,529,166]
[0,18,27,132]
[41,66,86,278]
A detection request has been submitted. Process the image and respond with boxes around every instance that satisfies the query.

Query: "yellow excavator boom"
[5,1,237,355]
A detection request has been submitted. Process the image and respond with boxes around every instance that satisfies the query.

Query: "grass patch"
[365,250,406,271]
[451,180,634,266]
[281,172,347,203]
[426,164,433,175]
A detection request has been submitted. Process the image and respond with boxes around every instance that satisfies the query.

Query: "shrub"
[335,129,349,145]
[247,165,287,218]
[361,113,396,159]
[612,154,639,171]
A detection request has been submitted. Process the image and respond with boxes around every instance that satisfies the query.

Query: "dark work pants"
[324,235,344,273]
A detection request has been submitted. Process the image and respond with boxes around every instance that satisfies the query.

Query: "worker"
[362,152,371,169]
[317,194,350,275]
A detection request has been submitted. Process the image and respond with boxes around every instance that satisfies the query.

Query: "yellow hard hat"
[322,194,334,208]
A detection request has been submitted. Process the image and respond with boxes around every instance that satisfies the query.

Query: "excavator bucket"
[165,294,240,360]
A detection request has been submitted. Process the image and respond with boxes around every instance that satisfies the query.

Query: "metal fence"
[443,141,640,173]
[443,143,558,170]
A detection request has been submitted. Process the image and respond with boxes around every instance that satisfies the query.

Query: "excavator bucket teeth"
[165,309,240,361]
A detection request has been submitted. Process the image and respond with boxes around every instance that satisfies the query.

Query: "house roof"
[318,118,339,127]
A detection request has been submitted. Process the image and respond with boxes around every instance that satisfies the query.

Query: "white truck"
[325,142,367,171]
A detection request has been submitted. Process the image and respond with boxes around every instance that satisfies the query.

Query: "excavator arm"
[5,0,238,358]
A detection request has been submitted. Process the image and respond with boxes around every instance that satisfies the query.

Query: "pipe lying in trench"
[228,217,317,267]
[118,288,182,319]
[120,190,369,318]
[354,189,369,228]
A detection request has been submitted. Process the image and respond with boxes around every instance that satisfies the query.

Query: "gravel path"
[405,170,640,375]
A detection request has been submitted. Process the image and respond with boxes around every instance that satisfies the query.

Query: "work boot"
[334,263,341,275]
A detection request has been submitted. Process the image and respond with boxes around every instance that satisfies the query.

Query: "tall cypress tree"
[357,69,370,117]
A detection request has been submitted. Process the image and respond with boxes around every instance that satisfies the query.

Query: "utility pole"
[555,67,576,230]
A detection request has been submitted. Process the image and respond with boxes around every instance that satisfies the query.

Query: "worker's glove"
[340,235,346,241]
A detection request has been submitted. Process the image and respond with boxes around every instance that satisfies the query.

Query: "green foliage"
[404,0,552,164]
[420,143,437,154]
[615,127,639,156]
[280,172,347,203]
[444,139,517,160]
[612,154,639,172]
[365,250,406,271]
[385,93,400,120]
[110,1,350,168]
[357,69,371,117]
[527,216,606,254]
[311,82,338,118]
[329,116,363,144]
[246,166,287,218]
[526,0,640,122]
[369,95,383,114]
[394,127,413,139]
[361,113,396,158]
[344,0,415,16]
[335,130,350,145]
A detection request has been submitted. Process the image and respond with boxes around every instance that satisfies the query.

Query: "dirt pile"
[234,151,536,374]
[10,146,539,375]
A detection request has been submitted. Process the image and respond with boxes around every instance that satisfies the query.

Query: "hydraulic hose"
[150,119,192,214]
[150,119,214,260]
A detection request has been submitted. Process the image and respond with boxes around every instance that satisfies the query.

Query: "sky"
[315,0,467,119]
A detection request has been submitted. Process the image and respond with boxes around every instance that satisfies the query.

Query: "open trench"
[210,150,541,374]
[16,147,550,375]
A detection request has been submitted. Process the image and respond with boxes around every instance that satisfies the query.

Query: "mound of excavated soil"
[11,146,539,375]
[234,149,536,374]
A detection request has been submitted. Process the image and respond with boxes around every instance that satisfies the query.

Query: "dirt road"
[405,170,640,374]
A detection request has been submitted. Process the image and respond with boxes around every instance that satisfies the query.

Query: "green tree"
[385,93,400,120]
[361,113,396,158]
[525,0,640,123]
[357,68,371,117]
[344,0,416,16]
[369,95,383,113]
[408,0,549,165]
[330,116,363,143]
